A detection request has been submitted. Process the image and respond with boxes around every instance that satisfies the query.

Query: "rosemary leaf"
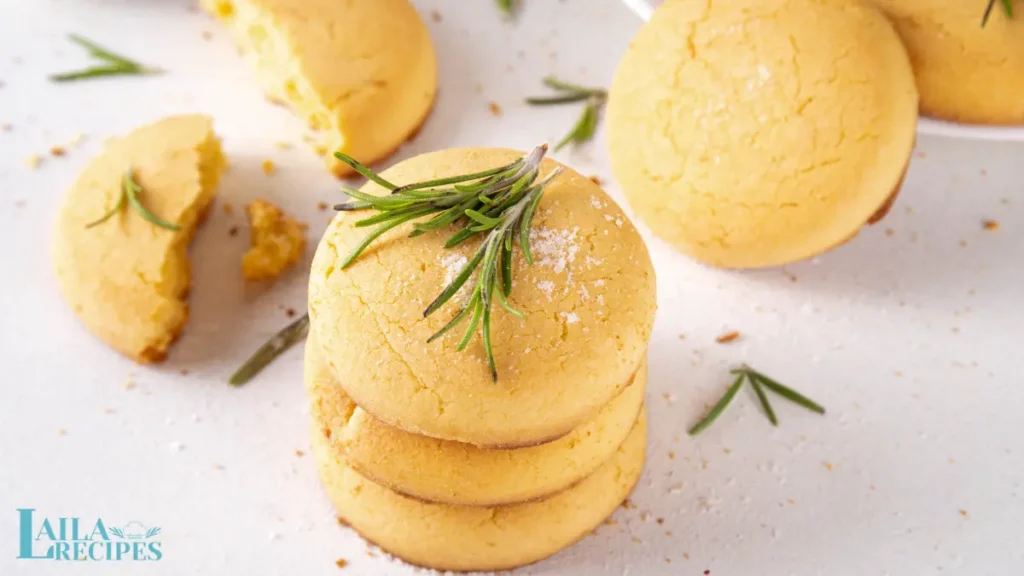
[748,369,826,414]
[123,169,180,231]
[982,0,1013,26]
[748,374,778,426]
[496,0,517,19]
[51,34,162,82]
[228,314,309,386]
[524,93,593,106]
[84,190,125,229]
[688,372,746,436]
[333,152,397,190]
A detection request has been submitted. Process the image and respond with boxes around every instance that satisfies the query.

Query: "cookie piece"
[305,332,647,506]
[869,0,1024,124]
[53,115,225,363]
[242,199,307,280]
[311,408,647,572]
[201,0,437,176]
[607,0,917,268]
[308,148,656,447]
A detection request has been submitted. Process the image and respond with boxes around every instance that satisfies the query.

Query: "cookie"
[311,409,647,571]
[607,0,917,268]
[201,0,437,176]
[52,115,225,363]
[308,148,656,447]
[870,0,1024,124]
[305,331,647,506]
[242,199,307,280]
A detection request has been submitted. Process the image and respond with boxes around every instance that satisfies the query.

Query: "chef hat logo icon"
[109,521,162,540]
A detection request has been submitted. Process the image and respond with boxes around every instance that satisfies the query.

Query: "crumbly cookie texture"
[869,0,1024,124]
[305,332,647,506]
[311,408,647,572]
[200,0,437,176]
[53,114,225,363]
[607,0,917,268]
[242,199,307,281]
[308,148,657,448]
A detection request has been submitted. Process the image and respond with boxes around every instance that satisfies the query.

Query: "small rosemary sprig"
[85,166,181,231]
[51,34,162,82]
[228,314,309,386]
[526,76,607,151]
[982,0,1013,27]
[687,366,825,436]
[496,0,517,19]
[228,146,561,385]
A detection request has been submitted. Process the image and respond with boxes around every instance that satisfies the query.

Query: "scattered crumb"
[683,553,690,560]
[589,175,603,186]
[715,331,741,344]
[49,145,66,157]
[335,558,348,569]
[893,370,903,377]
[787,498,797,505]
[123,381,136,390]
[295,449,305,457]
[179,368,190,376]
[884,228,895,237]
[274,141,292,150]
[620,499,635,510]
[317,201,329,211]
[213,464,225,470]
[668,451,675,459]
[2,123,12,132]
[473,82,483,93]
[960,239,968,247]
[430,10,442,22]
[201,30,214,40]
[242,200,308,281]
[665,559,672,565]
[229,226,239,237]
[631,537,642,544]
[13,199,26,208]
[488,101,502,116]
[603,518,617,526]
[69,132,86,147]
[336,517,349,526]
[959,509,968,517]
[656,517,664,524]
[24,153,42,169]
[286,308,297,318]
[223,203,234,215]
[365,550,376,558]
[262,159,276,175]
[677,334,686,340]
[103,408,117,415]
[982,219,999,231]
[57,428,67,436]
[915,151,927,159]
[824,462,834,471]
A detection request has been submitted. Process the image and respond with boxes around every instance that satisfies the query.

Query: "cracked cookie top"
[308,147,656,447]
[607,0,918,269]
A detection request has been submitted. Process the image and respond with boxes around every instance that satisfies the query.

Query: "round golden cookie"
[311,410,646,572]
[201,0,436,176]
[305,332,647,506]
[869,0,1024,124]
[607,0,917,269]
[52,115,225,363]
[308,148,656,447]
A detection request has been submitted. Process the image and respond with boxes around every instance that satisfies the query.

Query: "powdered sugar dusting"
[536,280,555,300]
[439,253,471,303]
[560,311,580,324]
[529,226,580,274]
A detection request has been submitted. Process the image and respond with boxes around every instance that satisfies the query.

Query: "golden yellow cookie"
[308,148,657,447]
[53,115,225,363]
[868,0,1024,124]
[305,332,647,506]
[242,199,307,280]
[607,0,917,269]
[312,410,646,571]
[201,0,436,176]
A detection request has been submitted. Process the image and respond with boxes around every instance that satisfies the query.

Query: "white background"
[0,0,1022,574]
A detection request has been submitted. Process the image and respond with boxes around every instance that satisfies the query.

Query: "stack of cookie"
[305,149,657,572]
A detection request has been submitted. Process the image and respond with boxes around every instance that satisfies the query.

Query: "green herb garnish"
[51,34,162,82]
[85,166,180,231]
[526,77,607,151]
[229,146,562,385]
[687,366,825,436]
[228,314,309,386]
[496,0,517,19]
[982,0,1013,27]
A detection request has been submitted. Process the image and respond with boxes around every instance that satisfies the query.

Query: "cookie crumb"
[488,101,502,117]
[123,381,136,390]
[57,428,67,436]
[824,462,834,471]
[982,219,999,231]
[336,516,349,526]
[668,451,675,459]
[715,331,741,344]
[223,203,234,215]
[50,145,67,157]
[229,226,239,237]
[179,368,190,376]
[959,509,968,517]
[262,159,276,175]
[213,463,225,470]
[317,201,329,211]
[69,132,86,147]
[656,517,664,524]
[243,200,307,281]
[201,30,213,40]
[2,123,12,132]
[430,10,442,22]
[286,307,297,318]
[335,558,347,569]
[273,140,292,150]
[24,153,42,169]
[295,449,305,457]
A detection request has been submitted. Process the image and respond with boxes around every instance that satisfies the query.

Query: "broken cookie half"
[52,114,226,363]
[201,0,437,176]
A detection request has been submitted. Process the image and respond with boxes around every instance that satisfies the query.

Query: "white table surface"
[1,1,1022,575]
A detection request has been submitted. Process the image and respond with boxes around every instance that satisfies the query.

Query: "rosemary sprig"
[85,166,180,231]
[688,366,825,436]
[228,146,562,385]
[526,76,607,151]
[496,0,517,19]
[51,34,162,82]
[982,0,1013,27]
[228,314,309,386]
